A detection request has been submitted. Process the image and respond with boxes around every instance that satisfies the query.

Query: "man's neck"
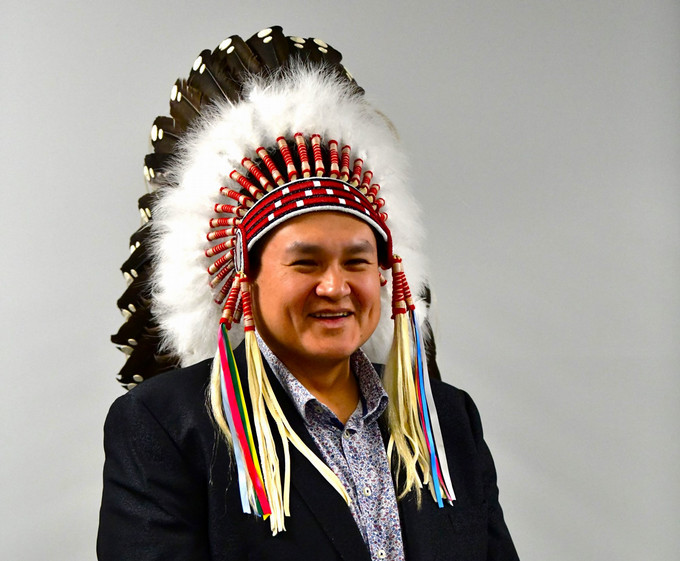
[286,358,360,425]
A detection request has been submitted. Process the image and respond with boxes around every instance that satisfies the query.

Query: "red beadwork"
[215,280,231,304]
[210,217,241,227]
[205,238,236,258]
[360,171,373,193]
[294,133,311,178]
[230,170,265,199]
[208,251,234,275]
[329,139,339,178]
[350,158,363,186]
[311,134,325,177]
[367,184,381,199]
[339,145,351,181]
[209,262,235,287]
[240,280,255,331]
[391,258,408,317]
[395,264,415,311]
[215,204,246,216]
[277,137,298,181]
[207,227,236,241]
[228,171,261,200]
[241,158,272,194]
[257,147,285,186]
[222,188,254,207]
[206,137,395,319]
[392,287,406,316]
[220,275,242,318]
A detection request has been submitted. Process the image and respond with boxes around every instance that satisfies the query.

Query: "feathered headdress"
[112,25,454,534]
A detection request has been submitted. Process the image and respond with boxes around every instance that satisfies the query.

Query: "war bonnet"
[112,26,454,534]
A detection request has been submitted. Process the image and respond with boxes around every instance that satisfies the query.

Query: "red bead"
[205,238,236,258]
[228,171,259,200]
[209,262,235,287]
[277,137,298,181]
[339,145,351,181]
[294,133,311,178]
[329,140,339,178]
[257,147,285,186]
[240,159,270,194]
[350,158,363,186]
[367,184,381,198]
[208,250,234,274]
[311,134,325,177]
[222,188,254,207]
[359,171,372,193]
[210,217,240,228]
[214,204,246,216]
[206,227,236,241]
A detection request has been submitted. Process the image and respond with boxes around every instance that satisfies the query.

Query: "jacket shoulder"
[105,358,216,454]
[428,378,487,446]
[127,357,213,399]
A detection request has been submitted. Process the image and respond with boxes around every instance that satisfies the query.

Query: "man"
[99,26,519,560]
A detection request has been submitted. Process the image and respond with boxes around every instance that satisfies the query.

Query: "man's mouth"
[310,311,352,319]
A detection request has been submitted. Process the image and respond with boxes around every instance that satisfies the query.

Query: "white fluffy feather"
[152,64,429,366]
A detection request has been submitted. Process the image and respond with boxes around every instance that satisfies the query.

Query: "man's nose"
[315,266,351,299]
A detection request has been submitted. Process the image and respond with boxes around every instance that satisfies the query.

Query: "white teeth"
[313,312,350,318]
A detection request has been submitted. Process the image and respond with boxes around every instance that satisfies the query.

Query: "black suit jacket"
[97,345,519,560]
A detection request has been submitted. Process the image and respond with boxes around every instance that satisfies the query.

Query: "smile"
[310,312,352,318]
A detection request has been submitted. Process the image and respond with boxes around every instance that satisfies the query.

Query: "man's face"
[251,211,382,375]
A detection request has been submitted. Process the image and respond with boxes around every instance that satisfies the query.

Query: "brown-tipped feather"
[111,304,152,346]
[246,26,289,69]
[188,49,242,103]
[212,35,261,81]
[143,154,170,186]
[150,116,181,154]
[113,26,361,388]
[116,339,180,386]
[169,79,205,129]
[116,270,151,312]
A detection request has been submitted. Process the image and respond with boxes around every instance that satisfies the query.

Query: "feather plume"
[113,25,430,385]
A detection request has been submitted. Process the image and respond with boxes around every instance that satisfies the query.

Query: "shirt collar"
[256,332,388,427]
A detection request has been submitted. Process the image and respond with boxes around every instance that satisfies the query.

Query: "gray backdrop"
[1,1,678,559]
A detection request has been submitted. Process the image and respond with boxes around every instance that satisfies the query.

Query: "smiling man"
[251,212,382,413]
[99,26,519,561]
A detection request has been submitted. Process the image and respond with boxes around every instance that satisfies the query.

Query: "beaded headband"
[112,25,454,535]
[211,151,394,322]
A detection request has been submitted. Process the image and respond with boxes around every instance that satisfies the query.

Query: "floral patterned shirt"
[258,335,405,561]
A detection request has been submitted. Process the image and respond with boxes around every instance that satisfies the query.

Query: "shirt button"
[343,430,351,439]
[377,549,386,559]
[362,486,372,496]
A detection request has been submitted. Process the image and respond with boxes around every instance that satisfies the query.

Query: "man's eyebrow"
[284,239,375,254]
[345,240,376,254]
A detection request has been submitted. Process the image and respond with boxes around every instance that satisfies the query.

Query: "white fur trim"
[152,64,429,366]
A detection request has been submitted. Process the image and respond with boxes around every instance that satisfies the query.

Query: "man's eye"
[346,258,371,267]
[291,260,316,267]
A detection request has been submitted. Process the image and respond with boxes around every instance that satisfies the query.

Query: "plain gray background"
[1,1,678,559]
